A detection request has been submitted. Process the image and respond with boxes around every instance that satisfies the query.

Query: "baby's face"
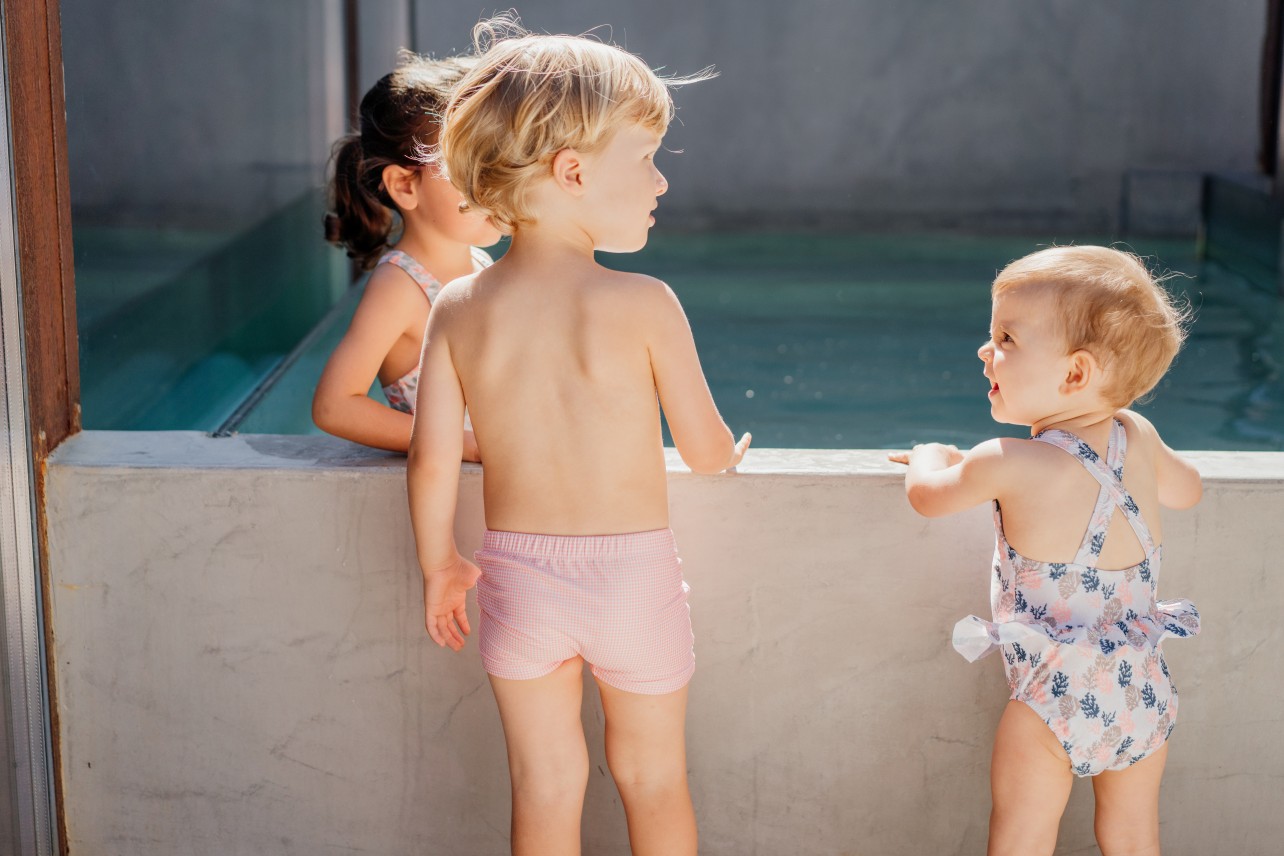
[978,286,1075,426]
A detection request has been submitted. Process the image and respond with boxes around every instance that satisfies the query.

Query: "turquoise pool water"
[233,233,1282,450]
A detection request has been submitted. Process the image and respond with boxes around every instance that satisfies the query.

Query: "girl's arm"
[406,299,478,650]
[646,280,750,473]
[1120,410,1202,510]
[313,273,420,451]
[313,273,481,459]
[893,439,1008,518]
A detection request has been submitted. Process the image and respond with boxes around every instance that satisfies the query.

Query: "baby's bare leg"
[595,679,696,856]
[489,657,589,856]
[1092,743,1167,856]
[989,700,1074,856]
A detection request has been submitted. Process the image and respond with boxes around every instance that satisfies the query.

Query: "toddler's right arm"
[1120,410,1202,510]
[644,280,750,473]
[407,295,479,651]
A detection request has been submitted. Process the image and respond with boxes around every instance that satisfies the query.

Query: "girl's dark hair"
[325,51,475,269]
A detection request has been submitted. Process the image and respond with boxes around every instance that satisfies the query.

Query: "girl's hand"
[463,430,482,463]
[422,554,481,651]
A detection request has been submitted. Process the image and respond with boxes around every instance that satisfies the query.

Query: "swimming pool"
[231,233,1283,451]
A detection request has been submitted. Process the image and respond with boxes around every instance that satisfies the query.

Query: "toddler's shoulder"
[970,436,1044,462]
[602,269,670,295]
[1115,408,1161,445]
[428,272,483,320]
[598,270,682,313]
[965,436,1047,476]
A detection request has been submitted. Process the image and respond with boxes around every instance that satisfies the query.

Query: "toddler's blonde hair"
[993,246,1191,408]
[435,15,710,232]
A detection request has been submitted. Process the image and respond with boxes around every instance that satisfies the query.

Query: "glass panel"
[61,1,349,430]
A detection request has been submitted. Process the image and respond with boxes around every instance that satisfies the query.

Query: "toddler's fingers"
[439,615,464,651]
[426,614,446,647]
[726,432,752,470]
[888,451,910,465]
[455,603,472,637]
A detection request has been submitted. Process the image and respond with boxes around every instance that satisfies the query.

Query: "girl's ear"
[1062,349,1097,395]
[382,164,421,211]
[550,148,587,196]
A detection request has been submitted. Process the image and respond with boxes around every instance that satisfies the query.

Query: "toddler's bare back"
[436,261,672,535]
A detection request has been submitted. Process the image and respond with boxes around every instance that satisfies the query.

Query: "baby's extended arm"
[406,298,479,650]
[646,280,750,473]
[893,439,1008,517]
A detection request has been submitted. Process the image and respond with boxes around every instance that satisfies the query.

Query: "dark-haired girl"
[314,52,499,455]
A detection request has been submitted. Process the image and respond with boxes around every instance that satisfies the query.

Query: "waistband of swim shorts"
[480,528,677,561]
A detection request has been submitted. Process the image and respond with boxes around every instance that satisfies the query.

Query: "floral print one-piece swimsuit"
[953,419,1200,776]
[377,247,489,417]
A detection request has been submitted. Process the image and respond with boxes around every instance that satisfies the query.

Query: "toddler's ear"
[382,164,422,211]
[1061,349,1098,395]
[551,148,587,196]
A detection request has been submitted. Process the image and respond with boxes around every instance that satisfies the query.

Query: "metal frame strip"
[0,4,59,854]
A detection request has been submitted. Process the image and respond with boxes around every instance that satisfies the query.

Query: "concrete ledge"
[45,432,1284,855]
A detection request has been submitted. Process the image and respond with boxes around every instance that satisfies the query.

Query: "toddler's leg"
[489,657,590,856]
[1091,743,1167,856]
[989,700,1074,856]
[595,679,697,856]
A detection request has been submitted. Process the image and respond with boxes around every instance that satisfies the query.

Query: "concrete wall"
[44,432,1284,855]
[59,1,1266,232]
[416,0,1266,232]
[61,0,345,229]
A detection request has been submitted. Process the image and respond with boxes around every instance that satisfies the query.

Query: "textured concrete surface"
[46,432,1284,855]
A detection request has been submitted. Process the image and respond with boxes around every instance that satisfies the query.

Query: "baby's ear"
[551,148,587,196]
[1062,349,1099,394]
[382,164,421,211]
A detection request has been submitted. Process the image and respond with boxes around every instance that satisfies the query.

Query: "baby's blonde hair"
[435,15,710,232]
[993,246,1191,408]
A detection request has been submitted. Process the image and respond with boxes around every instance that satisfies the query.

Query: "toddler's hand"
[726,432,752,470]
[422,553,481,651]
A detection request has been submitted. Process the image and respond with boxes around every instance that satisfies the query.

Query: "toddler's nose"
[655,169,668,196]
[977,341,993,361]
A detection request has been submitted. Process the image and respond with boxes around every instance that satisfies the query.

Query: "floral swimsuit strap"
[1031,419,1156,569]
[378,250,443,304]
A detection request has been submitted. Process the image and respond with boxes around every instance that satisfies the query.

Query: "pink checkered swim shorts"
[474,528,695,695]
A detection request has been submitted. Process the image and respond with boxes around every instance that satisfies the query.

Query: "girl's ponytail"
[325,133,394,270]
[323,54,478,271]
